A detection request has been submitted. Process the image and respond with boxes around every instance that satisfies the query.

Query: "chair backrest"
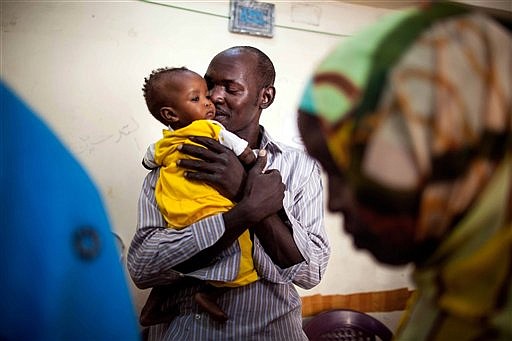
[303,309,393,341]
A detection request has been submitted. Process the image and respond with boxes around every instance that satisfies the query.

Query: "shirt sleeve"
[142,143,159,169]
[285,162,329,289]
[126,169,231,289]
[218,127,249,156]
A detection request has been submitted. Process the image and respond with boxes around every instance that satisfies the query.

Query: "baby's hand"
[238,147,256,167]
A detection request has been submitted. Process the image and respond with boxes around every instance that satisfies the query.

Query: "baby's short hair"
[142,66,191,125]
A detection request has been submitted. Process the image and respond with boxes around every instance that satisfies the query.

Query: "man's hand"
[178,136,246,200]
[237,149,285,224]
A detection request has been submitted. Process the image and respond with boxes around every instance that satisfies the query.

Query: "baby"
[140,67,258,324]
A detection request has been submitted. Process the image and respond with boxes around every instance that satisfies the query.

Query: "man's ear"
[160,107,179,124]
[259,85,275,109]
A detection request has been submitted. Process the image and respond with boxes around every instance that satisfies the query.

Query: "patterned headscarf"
[299,2,511,339]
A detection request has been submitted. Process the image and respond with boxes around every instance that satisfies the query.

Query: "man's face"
[204,51,262,139]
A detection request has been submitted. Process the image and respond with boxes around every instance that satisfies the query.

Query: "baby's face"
[170,72,215,127]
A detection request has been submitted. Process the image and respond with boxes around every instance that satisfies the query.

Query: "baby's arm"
[218,128,256,167]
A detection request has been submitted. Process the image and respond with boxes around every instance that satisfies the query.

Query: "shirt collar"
[259,125,283,155]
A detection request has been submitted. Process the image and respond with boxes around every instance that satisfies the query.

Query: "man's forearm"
[175,212,304,273]
[252,212,304,268]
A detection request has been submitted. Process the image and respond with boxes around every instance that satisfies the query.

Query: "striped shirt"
[127,127,330,340]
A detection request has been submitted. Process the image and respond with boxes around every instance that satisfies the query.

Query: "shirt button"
[195,314,201,320]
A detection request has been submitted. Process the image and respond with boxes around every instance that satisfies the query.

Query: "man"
[128,46,329,340]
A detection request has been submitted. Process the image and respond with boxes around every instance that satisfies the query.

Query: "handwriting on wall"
[72,116,139,155]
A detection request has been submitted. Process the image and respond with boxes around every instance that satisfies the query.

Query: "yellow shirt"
[154,120,258,287]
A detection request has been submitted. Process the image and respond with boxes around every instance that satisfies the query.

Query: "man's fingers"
[250,149,267,175]
[184,170,216,182]
[178,143,217,162]
[189,136,227,153]
[178,157,228,175]
[176,136,246,200]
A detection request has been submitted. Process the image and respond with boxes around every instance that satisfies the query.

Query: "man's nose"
[209,86,224,104]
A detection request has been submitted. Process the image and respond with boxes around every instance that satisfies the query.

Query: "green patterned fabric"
[299,2,512,340]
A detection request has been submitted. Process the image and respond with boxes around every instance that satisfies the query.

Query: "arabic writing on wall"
[72,116,140,155]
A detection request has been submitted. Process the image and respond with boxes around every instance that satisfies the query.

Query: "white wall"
[11,0,505,331]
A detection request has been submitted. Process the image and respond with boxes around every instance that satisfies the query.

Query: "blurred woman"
[298,2,511,340]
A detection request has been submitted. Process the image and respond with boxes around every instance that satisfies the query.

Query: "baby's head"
[142,67,215,130]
